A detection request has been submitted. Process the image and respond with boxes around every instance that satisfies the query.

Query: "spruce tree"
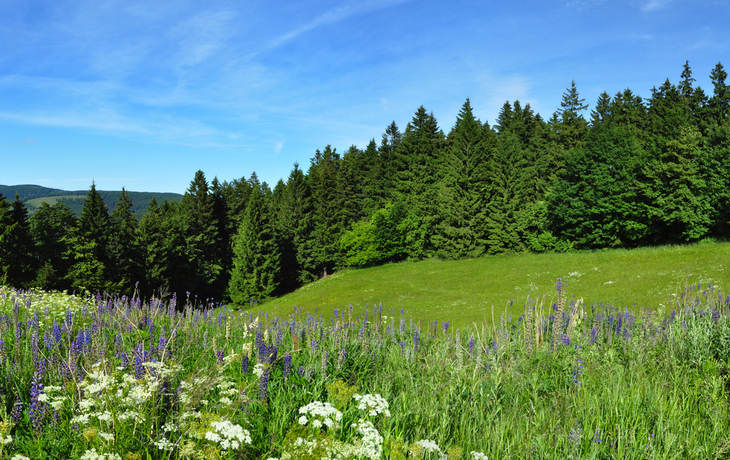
[29,201,76,290]
[178,170,223,299]
[286,164,317,285]
[108,188,141,294]
[3,194,36,288]
[392,106,445,258]
[65,183,112,293]
[0,194,13,285]
[554,80,590,150]
[309,145,341,276]
[228,183,280,303]
[484,133,530,253]
[432,98,488,258]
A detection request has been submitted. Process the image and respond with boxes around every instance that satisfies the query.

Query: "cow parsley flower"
[353,394,391,418]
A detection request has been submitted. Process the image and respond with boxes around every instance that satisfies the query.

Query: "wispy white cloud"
[641,0,671,12]
[263,0,412,52]
[274,140,285,153]
[20,137,38,144]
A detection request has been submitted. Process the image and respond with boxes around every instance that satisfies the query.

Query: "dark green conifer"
[228,183,280,303]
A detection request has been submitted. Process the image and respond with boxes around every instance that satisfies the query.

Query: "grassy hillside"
[254,239,730,328]
[0,183,182,217]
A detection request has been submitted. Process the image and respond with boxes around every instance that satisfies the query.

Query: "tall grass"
[0,280,729,459]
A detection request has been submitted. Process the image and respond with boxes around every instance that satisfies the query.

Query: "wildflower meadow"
[0,280,729,459]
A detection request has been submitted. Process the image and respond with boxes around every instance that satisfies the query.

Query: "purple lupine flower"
[135,344,145,379]
[29,371,46,433]
[400,340,405,353]
[615,314,622,337]
[556,278,563,298]
[242,355,249,374]
[413,330,420,354]
[572,359,583,386]
[53,320,62,345]
[11,396,22,424]
[590,326,598,345]
[491,338,498,355]
[284,352,292,381]
[120,351,130,369]
[712,308,719,325]
[260,368,270,402]
[469,336,475,356]
[298,365,305,378]
[216,350,224,365]
[561,334,571,347]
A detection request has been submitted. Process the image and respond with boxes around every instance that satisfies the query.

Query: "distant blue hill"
[0,184,183,218]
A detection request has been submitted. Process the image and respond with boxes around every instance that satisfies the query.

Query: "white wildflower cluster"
[10,455,30,460]
[471,452,489,460]
[297,401,343,430]
[153,437,176,452]
[71,363,178,428]
[352,419,384,460]
[253,363,266,378]
[353,393,391,418]
[204,420,252,450]
[79,449,123,460]
[413,439,447,460]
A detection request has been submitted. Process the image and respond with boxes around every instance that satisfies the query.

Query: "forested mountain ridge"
[1,61,729,304]
[0,184,183,218]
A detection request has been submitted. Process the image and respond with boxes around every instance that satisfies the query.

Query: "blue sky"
[1,0,728,194]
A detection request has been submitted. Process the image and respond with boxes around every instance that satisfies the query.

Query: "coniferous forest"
[1,61,729,303]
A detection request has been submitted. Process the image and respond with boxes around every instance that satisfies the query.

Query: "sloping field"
[256,240,730,328]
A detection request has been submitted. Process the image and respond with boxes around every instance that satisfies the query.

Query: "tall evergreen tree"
[65,183,112,293]
[392,106,445,258]
[178,170,223,299]
[553,80,590,150]
[285,164,317,285]
[432,98,488,258]
[2,194,36,288]
[29,201,76,290]
[107,188,141,294]
[484,133,531,253]
[0,194,13,285]
[136,197,172,297]
[309,145,341,276]
[709,62,729,123]
[228,183,280,303]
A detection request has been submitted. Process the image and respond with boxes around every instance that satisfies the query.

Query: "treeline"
[1,61,729,303]
[0,184,183,218]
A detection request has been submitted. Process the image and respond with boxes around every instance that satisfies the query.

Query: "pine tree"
[178,170,223,299]
[554,80,590,150]
[392,106,445,258]
[285,164,317,285]
[309,145,341,276]
[228,183,281,303]
[2,194,36,288]
[0,194,13,285]
[709,62,729,124]
[484,133,530,253]
[29,201,76,290]
[107,188,141,294]
[136,197,170,297]
[432,98,488,258]
[65,183,112,293]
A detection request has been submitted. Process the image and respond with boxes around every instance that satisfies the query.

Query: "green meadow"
[257,240,730,328]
